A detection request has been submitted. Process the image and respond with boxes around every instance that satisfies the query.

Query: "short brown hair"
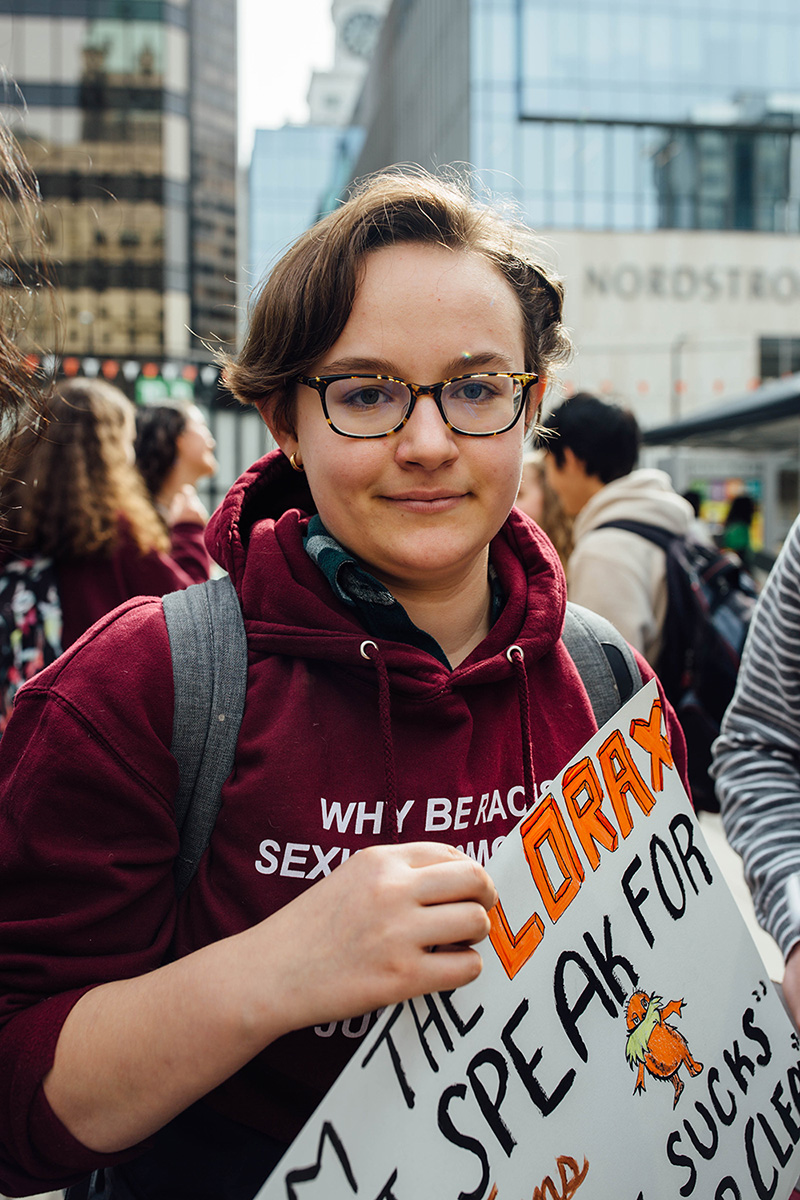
[225,168,571,434]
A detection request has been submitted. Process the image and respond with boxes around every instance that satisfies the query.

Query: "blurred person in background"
[1,377,212,654]
[682,488,715,546]
[722,493,756,571]
[515,447,573,567]
[543,392,693,664]
[135,400,218,527]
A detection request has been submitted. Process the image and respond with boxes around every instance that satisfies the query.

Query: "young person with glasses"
[0,170,688,1197]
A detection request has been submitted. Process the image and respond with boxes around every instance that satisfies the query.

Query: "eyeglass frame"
[294,372,541,439]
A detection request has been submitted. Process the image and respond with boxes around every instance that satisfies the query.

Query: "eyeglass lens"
[324,375,524,436]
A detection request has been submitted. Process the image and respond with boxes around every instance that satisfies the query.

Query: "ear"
[258,394,298,459]
[265,415,298,460]
[562,446,588,477]
[524,376,548,433]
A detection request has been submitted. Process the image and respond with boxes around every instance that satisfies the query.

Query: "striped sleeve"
[712,513,800,959]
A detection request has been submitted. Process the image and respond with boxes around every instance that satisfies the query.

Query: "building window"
[760,337,800,380]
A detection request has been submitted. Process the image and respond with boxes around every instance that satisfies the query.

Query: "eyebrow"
[318,352,519,378]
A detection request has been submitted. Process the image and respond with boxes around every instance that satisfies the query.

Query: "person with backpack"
[0,170,689,1199]
[542,392,757,811]
[0,377,212,731]
[541,393,694,665]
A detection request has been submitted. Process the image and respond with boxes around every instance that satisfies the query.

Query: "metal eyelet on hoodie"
[360,637,538,845]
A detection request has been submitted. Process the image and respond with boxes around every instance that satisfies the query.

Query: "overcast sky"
[238,0,336,162]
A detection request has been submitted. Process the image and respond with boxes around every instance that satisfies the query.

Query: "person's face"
[544,447,588,518]
[272,243,536,594]
[177,405,217,481]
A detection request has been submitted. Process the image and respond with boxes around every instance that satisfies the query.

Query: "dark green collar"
[304,514,503,668]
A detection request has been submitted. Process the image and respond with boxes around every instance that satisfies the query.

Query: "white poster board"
[256,680,800,1200]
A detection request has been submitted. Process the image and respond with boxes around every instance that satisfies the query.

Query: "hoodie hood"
[206,449,569,688]
[573,468,693,542]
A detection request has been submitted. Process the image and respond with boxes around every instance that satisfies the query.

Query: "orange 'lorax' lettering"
[596,729,656,838]
[520,793,585,923]
[560,757,618,871]
[629,699,674,792]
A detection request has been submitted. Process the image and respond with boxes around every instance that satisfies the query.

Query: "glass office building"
[352,0,800,417]
[245,1,380,291]
[357,0,800,234]
[248,125,364,287]
[0,0,237,394]
[474,0,800,234]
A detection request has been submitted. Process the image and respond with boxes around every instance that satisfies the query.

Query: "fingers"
[256,844,499,1033]
[418,899,492,949]
[388,841,471,868]
[340,842,496,954]
[362,841,497,911]
[411,857,497,911]
[414,944,486,994]
[782,948,800,1028]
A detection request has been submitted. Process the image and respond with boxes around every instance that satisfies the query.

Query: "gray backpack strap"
[162,574,248,896]
[562,602,643,728]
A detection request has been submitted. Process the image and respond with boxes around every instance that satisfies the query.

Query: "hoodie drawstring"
[360,641,399,841]
[360,639,537,843]
[506,644,537,810]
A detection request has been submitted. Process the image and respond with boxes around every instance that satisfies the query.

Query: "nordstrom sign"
[586,264,800,302]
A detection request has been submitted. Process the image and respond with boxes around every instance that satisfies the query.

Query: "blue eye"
[343,385,391,408]
[459,380,493,402]
[446,376,505,405]
[328,377,407,412]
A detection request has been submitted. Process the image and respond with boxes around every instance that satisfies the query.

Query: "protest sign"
[256,680,800,1200]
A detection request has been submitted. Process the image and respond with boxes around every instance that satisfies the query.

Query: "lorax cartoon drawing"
[625,990,703,1107]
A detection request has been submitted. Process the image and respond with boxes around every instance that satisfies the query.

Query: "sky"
[238,0,336,162]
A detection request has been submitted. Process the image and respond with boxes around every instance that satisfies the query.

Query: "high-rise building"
[249,125,362,287]
[0,0,237,402]
[350,0,800,427]
[246,0,385,294]
[187,1,238,363]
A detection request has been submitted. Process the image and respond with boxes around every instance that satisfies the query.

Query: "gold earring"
[289,452,304,473]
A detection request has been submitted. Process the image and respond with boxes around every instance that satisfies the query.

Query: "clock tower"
[307,0,388,126]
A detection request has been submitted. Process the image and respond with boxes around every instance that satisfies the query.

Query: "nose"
[393,391,458,469]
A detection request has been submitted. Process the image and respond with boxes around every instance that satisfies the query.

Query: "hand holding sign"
[242,841,498,1034]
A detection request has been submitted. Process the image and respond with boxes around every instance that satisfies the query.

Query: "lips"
[389,491,464,502]
[384,491,467,513]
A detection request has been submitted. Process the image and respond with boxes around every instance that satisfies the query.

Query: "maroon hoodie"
[55,518,212,649]
[0,450,688,1190]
